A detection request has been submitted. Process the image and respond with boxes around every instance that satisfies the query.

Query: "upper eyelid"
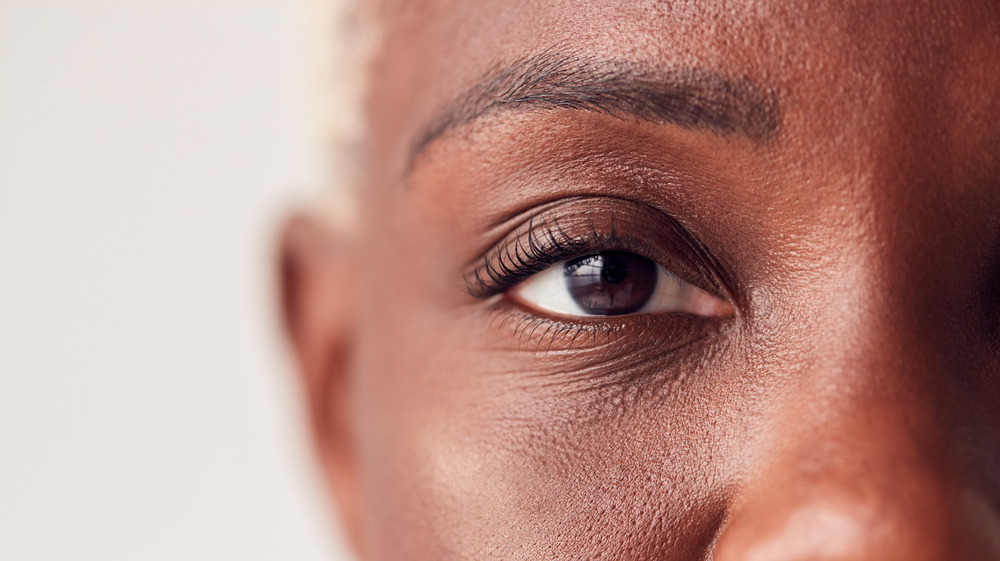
[465,220,580,298]
[466,210,648,297]
[464,197,733,302]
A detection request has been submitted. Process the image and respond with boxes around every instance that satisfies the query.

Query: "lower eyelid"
[481,302,722,365]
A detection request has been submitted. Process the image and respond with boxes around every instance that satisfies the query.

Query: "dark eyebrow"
[408,51,781,169]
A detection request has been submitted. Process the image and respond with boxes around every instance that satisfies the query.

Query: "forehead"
[366,0,1000,181]
[372,0,1000,79]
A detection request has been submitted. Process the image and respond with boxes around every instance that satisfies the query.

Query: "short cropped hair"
[308,0,381,228]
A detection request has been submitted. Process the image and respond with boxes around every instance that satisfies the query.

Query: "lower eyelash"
[481,302,722,393]
[488,304,638,353]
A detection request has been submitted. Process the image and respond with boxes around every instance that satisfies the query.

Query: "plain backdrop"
[0,1,353,559]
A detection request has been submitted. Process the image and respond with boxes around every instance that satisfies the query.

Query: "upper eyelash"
[465,214,654,298]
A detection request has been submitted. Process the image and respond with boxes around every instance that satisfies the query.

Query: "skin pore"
[280,1,1000,559]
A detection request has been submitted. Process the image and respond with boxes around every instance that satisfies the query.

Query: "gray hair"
[307,0,382,229]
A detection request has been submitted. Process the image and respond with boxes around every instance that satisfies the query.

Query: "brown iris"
[564,252,658,315]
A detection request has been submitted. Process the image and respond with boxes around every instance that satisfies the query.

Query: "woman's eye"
[508,251,733,318]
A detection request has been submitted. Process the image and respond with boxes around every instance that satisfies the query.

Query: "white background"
[0,1,353,559]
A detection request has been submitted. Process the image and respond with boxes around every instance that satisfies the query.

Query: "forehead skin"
[348,1,1000,559]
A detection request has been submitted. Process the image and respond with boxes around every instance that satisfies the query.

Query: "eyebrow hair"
[408,51,781,168]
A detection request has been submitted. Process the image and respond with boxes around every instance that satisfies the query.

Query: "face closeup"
[280,1,1000,559]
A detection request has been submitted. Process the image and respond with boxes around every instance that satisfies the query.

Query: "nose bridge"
[712,255,998,560]
[757,243,943,464]
[761,334,954,517]
[796,281,948,461]
[762,306,955,522]
[781,190,962,446]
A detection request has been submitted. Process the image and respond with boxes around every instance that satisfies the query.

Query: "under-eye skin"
[465,197,735,338]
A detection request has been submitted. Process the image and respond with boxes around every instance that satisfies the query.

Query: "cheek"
[355,356,734,558]
[351,230,735,558]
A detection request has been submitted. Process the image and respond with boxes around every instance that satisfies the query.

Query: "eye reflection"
[509,251,734,318]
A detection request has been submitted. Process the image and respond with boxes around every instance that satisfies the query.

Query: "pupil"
[601,259,629,284]
[564,251,657,315]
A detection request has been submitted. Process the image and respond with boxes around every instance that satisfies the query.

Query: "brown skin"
[280,1,1000,559]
